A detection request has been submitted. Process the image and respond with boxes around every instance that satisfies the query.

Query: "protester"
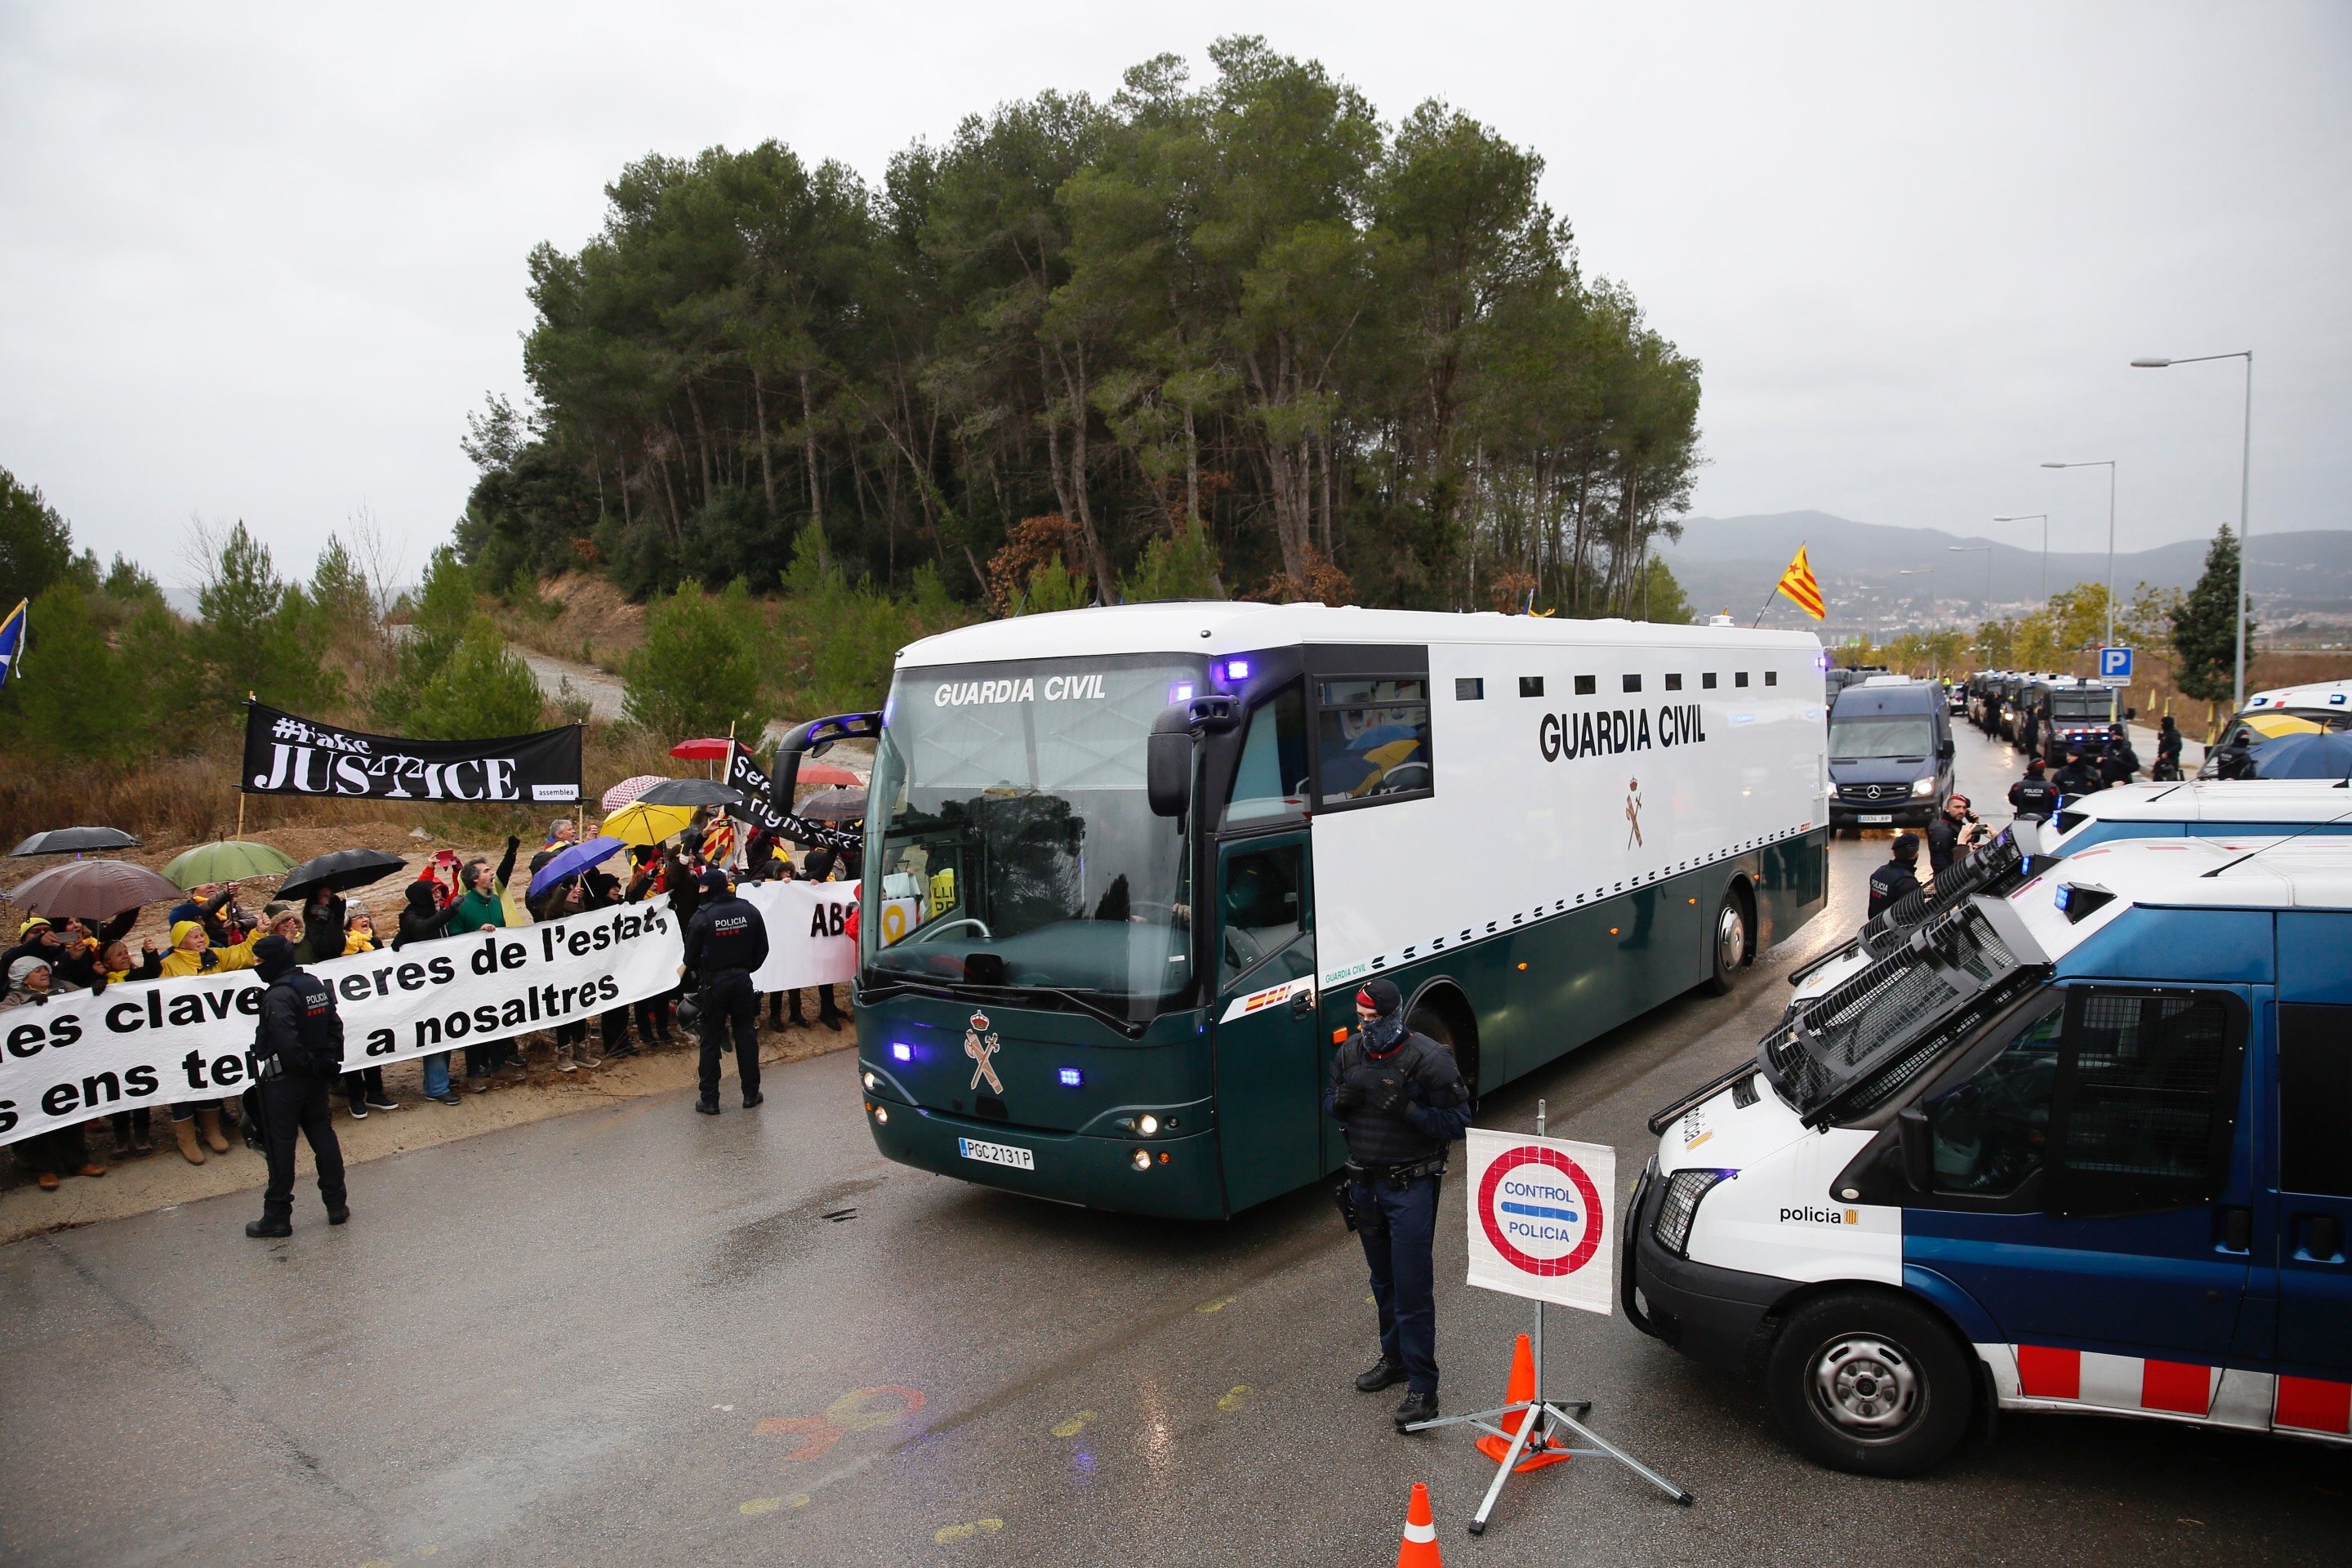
[450,838,523,1089]
[393,881,467,1104]
[244,935,350,1238]
[0,917,67,980]
[528,871,600,1071]
[4,956,110,1190]
[1865,834,1924,920]
[625,846,677,1046]
[159,915,264,1163]
[682,867,770,1115]
[167,884,245,947]
[578,866,639,1059]
[1925,794,1989,878]
[786,845,846,1031]
[293,886,348,966]
[334,904,399,1117]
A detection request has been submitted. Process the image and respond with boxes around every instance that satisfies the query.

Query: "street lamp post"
[2040,460,2118,651]
[1993,513,2049,602]
[1948,545,1991,608]
[2132,351,2254,710]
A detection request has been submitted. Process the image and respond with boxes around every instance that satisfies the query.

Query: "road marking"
[1217,1384,1251,1411]
[755,1385,926,1459]
[740,1494,809,1516]
[935,1517,1005,1544]
[1196,1295,1236,1313]
[1050,1410,1098,1437]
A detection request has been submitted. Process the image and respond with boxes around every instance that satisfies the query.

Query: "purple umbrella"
[527,835,626,898]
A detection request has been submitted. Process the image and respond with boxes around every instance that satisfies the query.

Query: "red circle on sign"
[1477,1146,1604,1276]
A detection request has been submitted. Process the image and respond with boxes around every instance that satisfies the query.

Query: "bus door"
[1211,831,1319,1210]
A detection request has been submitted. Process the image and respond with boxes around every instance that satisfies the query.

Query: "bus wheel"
[1409,996,1477,1099]
[1766,1291,1974,1477]
[1700,889,1749,996]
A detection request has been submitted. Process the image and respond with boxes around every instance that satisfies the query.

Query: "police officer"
[2153,715,2185,782]
[1325,978,1473,1432]
[2052,746,2101,802]
[2099,724,2140,788]
[244,934,349,1237]
[681,867,770,1115]
[2008,758,2059,823]
[1865,834,1923,920]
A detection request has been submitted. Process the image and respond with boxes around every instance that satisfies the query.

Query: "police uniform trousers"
[697,968,761,1102]
[1352,1172,1443,1394]
[260,1068,347,1223]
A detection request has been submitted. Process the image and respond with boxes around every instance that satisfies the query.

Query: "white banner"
[1464,1128,1616,1316]
[0,902,684,1149]
[740,880,859,992]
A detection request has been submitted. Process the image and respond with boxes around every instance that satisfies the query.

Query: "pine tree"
[2171,524,2251,709]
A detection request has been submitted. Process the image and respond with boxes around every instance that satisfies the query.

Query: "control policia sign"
[1464,1127,1617,1315]
[242,702,583,804]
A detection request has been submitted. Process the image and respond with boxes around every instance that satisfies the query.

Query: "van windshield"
[2051,693,2111,721]
[1829,715,1934,761]
[861,655,1202,1022]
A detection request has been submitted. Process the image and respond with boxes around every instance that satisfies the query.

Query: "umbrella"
[162,840,298,890]
[527,835,626,898]
[9,825,142,858]
[795,786,868,822]
[602,801,696,847]
[601,773,667,812]
[669,737,733,760]
[798,761,864,788]
[636,777,749,808]
[278,848,409,901]
[2250,731,2352,781]
[7,860,181,920]
[1346,724,1421,753]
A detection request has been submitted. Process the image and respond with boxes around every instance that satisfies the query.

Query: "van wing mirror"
[1897,1107,1934,1192]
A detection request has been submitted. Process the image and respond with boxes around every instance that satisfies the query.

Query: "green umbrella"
[161,840,298,890]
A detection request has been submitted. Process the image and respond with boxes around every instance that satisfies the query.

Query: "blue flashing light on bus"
[892,1042,913,1062]
[1169,681,1196,704]
[1225,657,1251,680]
[1058,1067,1084,1087]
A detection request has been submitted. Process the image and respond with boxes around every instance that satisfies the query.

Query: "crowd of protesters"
[2,808,859,1194]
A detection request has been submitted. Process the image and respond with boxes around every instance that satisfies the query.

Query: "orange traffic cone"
[1396,1480,1441,1568]
[1474,1334,1571,1472]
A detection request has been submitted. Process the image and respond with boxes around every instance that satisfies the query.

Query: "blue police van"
[1629,835,2352,1473]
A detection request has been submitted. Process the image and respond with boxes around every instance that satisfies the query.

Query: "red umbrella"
[798,761,864,787]
[669,737,732,760]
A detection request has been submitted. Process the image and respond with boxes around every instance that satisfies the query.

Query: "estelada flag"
[1775,546,1825,620]
[0,598,24,692]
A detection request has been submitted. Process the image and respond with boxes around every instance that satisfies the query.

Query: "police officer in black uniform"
[2052,746,2102,803]
[2008,759,2059,823]
[1325,977,1474,1432]
[681,867,770,1115]
[1865,834,1923,920]
[244,934,349,1237]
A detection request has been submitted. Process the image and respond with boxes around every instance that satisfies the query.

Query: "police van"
[1627,835,2352,1474]
[2044,778,2352,854]
[2199,678,2352,777]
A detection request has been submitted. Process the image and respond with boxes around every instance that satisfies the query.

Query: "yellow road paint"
[740,1493,811,1517]
[935,1517,1005,1544]
[1196,1295,1236,1313]
[1217,1384,1251,1411]
[1050,1410,1098,1438]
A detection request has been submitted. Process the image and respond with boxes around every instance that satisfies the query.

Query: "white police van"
[1628,835,2352,1474]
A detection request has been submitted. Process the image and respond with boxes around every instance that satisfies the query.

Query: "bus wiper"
[995,984,1147,1038]
[857,973,1146,1038]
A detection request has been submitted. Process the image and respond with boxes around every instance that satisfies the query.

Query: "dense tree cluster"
[463,38,1702,613]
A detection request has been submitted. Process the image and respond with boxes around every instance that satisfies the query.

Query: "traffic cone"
[1395,1481,1441,1568]
[1473,1334,1571,1472]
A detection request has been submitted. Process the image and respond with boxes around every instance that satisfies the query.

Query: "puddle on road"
[699,1177,888,1286]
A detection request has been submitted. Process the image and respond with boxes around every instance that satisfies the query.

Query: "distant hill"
[1655,511,2352,633]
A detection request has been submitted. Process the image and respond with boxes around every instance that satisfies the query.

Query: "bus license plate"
[1859,813,1893,824]
[958,1137,1034,1171]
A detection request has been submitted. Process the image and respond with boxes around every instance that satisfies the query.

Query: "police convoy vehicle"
[1629,834,2352,1475]
[2200,678,2352,777]
[785,601,1830,1219]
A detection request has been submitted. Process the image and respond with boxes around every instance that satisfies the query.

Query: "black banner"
[242,702,582,804]
[725,742,790,830]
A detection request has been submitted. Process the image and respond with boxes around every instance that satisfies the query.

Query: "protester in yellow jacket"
[158,919,263,1164]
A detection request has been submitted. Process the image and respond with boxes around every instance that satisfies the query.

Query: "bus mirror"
[1147,706,1193,817]
[1896,1107,1933,1192]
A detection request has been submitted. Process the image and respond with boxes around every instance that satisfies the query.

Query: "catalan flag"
[1775,546,1825,621]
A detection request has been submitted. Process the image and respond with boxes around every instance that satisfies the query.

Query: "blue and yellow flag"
[0,599,24,692]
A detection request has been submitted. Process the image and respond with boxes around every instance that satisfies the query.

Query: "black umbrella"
[278,848,408,900]
[795,786,868,822]
[10,825,142,857]
[635,777,749,808]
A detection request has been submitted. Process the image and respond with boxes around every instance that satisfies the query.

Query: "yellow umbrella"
[2243,712,2323,739]
[601,802,696,847]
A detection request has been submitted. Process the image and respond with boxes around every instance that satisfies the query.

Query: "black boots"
[245,1218,292,1239]
[1392,1389,1439,1431]
[694,1097,720,1116]
[1355,1356,1407,1393]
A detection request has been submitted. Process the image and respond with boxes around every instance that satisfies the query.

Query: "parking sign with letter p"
[2099,645,2134,680]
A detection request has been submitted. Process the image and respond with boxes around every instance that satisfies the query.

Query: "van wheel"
[1766,1291,1974,1477]
[1699,889,1749,996]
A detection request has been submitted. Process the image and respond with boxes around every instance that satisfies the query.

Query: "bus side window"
[1220,844,1308,987]
[1223,682,1310,829]
[1927,1004,2062,1197]
[1315,678,1432,806]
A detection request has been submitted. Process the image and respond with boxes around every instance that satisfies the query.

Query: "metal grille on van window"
[1762,903,2031,1126]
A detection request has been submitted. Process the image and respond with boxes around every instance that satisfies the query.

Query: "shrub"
[408,615,548,739]
[622,579,768,739]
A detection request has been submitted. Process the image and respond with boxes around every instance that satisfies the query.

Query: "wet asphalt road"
[4,723,2347,1568]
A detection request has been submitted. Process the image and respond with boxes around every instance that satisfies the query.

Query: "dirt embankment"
[493,572,647,673]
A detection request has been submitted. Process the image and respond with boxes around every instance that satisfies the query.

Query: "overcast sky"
[2,2,2345,591]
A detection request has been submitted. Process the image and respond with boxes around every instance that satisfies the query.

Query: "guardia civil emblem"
[963,1010,1004,1094]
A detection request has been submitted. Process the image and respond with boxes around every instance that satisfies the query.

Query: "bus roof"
[895,602,1824,671]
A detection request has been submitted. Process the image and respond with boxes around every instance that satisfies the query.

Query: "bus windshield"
[1828,715,1934,760]
[862,655,1203,1022]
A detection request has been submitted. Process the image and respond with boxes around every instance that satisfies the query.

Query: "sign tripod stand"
[1406,1100,1692,1534]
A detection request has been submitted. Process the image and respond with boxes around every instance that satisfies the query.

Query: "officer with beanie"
[681,866,770,1114]
[1865,834,1923,920]
[1325,977,1473,1432]
[245,934,349,1237]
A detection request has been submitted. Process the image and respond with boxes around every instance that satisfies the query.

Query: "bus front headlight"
[1653,1168,1733,1258]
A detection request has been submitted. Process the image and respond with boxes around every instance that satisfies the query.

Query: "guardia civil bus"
[776,602,1830,1219]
